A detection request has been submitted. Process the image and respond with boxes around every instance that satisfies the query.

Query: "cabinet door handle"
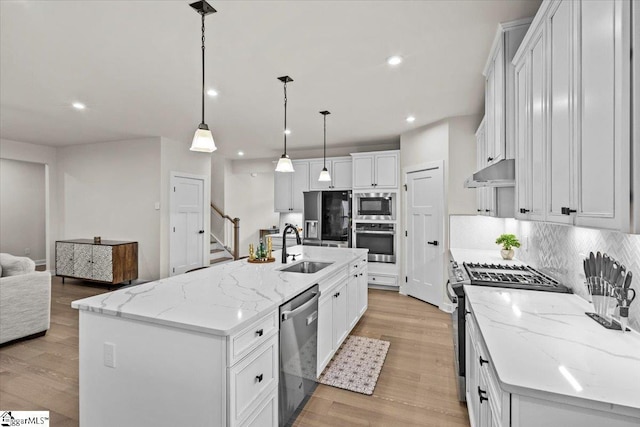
[256,374,263,383]
[255,329,264,337]
[360,273,364,276]
[477,209,481,212]
[354,274,359,278]
[561,207,577,215]
[465,310,471,316]
[479,356,489,366]
[198,230,205,234]
[519,208,530,214]
[485,209,490,213]
[478,386,488,403]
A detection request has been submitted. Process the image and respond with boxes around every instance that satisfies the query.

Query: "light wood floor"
[294,290,469,427]
[0,278,469,427]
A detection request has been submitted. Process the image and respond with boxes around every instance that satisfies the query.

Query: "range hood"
[464,159,515,188]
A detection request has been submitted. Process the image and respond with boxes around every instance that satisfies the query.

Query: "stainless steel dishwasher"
[279,284,319,427]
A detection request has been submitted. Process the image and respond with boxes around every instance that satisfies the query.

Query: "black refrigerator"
[302,191,352,248]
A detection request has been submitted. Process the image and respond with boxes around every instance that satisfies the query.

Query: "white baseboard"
[368,284,399,292]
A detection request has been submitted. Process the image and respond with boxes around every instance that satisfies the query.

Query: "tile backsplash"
[450,215,640,331]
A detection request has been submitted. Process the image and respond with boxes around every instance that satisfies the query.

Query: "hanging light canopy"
[189,1,217,153]
[318,111,331,182]
[275,76,295,173]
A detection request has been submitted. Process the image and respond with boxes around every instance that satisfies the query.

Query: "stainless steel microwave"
[354,193,395,220]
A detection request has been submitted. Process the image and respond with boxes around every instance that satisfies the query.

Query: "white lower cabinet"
[466,300,638,427]
[240,391,278,427]
[316,261,368,377]
[228,334,279,426]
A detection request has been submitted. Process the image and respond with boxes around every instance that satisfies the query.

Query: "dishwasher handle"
[281,292,319,321]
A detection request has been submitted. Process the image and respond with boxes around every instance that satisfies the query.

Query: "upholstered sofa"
[0,253,51,345]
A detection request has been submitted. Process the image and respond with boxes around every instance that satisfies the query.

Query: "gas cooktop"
[462,262,571,293]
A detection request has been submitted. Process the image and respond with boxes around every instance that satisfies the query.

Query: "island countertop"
[71,245,368,337]
[465,285,640,415]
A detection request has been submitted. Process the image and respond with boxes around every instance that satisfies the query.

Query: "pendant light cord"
[283,81,288,155]
[323,114,327,168]
[201,13,206,126]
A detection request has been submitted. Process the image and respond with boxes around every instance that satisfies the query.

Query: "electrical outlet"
[24,248,31,255]
[104,342,116,368]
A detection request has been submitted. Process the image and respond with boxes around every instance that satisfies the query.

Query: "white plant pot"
[501,249,514,260]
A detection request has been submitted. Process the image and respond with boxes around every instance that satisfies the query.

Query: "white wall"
[225,159,279,257]
[0,158,46,262]
[210,154,229,243]
[0,138,58,270]
[448,115,481,215]
[57,138,162,280]
[160,137,211,278]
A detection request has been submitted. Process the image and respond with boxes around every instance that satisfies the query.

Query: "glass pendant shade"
[318,167,331,182]
[190,124,217,152]
[275,154,294,173]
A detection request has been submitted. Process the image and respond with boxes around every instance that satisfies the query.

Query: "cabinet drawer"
[228,311,278,365]
[229,334,278,425]
[368,273,397,287]
[349,256,367,275]
[239,389,277,427]
[318,267,347,295]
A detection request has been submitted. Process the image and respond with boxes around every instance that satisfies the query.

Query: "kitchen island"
[72,245,368,427]
[464,285,640,427]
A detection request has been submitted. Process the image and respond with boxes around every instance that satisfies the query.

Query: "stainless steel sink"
[280,261,333,274]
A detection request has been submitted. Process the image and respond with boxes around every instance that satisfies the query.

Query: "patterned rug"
[318,335,390,395]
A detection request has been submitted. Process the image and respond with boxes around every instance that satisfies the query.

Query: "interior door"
[170,175,204,276]
[405,166,444,307]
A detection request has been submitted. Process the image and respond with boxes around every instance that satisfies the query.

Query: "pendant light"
[189,1,217,153]
[275,76,295,173]
[318,111,331,182]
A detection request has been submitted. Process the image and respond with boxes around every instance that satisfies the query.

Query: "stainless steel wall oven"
[354,223,395,263]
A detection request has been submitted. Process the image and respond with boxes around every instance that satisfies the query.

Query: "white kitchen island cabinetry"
[351,150,399,190]
[513,0,633,232]
[316,255,368,377]
[72,246,368,427]
[465,286,640,427]
[274,160,309,212]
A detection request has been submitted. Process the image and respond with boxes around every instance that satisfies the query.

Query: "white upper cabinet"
[351,150,399,190]
[274,160,309,213]
[546,0,573,224]
[513,0,632,232]
[309,157,352,191]
[483,19,532,167]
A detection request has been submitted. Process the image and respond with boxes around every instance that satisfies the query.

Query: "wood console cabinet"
[56,239,138,285]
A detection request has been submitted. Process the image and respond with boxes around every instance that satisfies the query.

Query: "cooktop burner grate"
[462,262,569,291]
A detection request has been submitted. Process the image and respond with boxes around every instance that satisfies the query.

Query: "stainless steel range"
[447,256,571,402]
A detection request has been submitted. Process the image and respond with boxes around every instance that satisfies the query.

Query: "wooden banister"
[210,203,240,260]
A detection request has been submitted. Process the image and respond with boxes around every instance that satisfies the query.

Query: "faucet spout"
[282,223,302,263]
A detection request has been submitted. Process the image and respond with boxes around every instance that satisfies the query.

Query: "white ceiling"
[0,0,541,159]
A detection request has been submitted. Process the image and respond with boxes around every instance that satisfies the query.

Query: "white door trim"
[401,160,448,310]
[169,171,208,276]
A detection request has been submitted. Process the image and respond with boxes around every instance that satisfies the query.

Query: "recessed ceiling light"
[72,102,86,110]
[284,129,291,135]
[207,89,218,97]
[387,55,403,66]
[406,115,416,123]
[238,151,244,156]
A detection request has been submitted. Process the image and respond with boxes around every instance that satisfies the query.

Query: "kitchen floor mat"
[318,335,390,395]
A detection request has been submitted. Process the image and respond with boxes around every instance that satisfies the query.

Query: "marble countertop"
[465,285,640,415]
[72,246,367,336]
[450,247,524,265]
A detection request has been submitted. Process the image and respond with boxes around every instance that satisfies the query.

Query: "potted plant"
[495,234,521,260]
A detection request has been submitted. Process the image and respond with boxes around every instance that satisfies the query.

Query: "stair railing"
[210,203,240,260]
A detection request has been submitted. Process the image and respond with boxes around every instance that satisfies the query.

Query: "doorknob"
[198,230,205,234]
[427,241,439,246]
